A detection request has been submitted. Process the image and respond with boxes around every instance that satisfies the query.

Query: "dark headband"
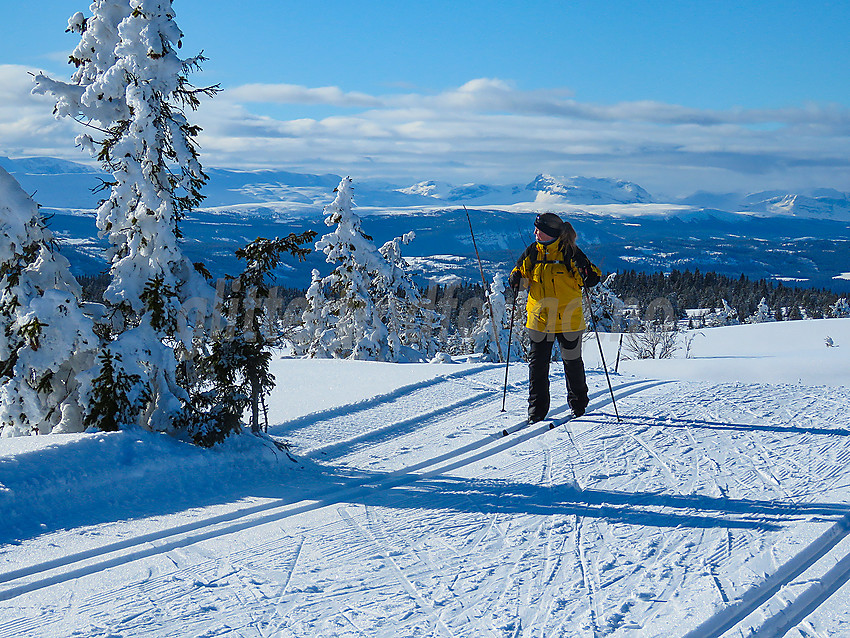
[534,214,562,238]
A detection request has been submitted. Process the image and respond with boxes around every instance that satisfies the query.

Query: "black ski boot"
[569,395,588,418]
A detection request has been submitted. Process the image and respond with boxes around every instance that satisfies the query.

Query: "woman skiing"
[508,212,601,423]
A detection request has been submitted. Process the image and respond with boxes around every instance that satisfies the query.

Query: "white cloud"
[3,66,849,196]
[0,65,85,161]
[227,83,382,108]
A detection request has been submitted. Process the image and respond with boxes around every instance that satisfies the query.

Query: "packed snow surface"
[1,319,850,637]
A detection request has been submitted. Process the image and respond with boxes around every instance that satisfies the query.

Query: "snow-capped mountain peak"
[743,192,850,221]
[525,173,654,205]
[396,180,454,199]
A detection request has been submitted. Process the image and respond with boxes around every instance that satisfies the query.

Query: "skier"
[509,212,601,422]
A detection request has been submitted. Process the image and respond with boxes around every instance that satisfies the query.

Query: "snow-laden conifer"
[471,273,515,362]
[304,178,445,362]
[0,168,97,437]
[376,233,443,361]
[747,297,775,324]
[299,269,336,359]
[310,178,387,360]
[703,299,739,327]
[190,234,313,444]
[830,298,850,319]
[33,0,218,434]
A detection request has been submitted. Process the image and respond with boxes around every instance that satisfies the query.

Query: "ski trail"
[0,377,667,607]
[517,442,560,637]
[574,514,601,638]
[269,363,502,436]
[628,428,679,491]
[337,505,456,638]
[744,544,850,637]
[682,515,850,638]
[304,387,497,459]
[483,516,549,636]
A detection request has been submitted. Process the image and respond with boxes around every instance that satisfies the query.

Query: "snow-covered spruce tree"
[303,178,444,361]
[830,298,850,318]
[376,232,443,361]
[704,299,739,327]
[33,0,219,435]
[299,269,337,358]
[0,168,97,437]
[189,234,314,444]
[309,178,385,359]
[471,273,520,362]
[583,273,627,332]
[746,297,775,324]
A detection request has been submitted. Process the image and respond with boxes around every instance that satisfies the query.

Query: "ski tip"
[501,429,509,437]
[548,422,556,430]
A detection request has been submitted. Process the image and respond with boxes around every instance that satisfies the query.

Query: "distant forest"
[79,268,847,324]
[607,269,844,320]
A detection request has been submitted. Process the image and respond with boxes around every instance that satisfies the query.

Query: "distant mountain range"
[2,156,849,293]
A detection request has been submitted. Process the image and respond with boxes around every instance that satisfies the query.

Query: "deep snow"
[1,319,850,637]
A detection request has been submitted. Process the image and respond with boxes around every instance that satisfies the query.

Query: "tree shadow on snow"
[619,413,850,437]
[290,466,850,533]
[3,438,849,547]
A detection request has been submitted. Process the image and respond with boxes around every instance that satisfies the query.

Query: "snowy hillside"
[1,318,849,637]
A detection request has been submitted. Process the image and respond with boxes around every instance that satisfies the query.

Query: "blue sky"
[2,0,849,196]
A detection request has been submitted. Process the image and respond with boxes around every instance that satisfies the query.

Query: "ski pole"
[583,287,621,422]
[464,205,505,363]
[614,333,624,374]
[501,287,518,412]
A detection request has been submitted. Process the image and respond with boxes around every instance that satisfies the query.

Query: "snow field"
[0,320,849,636]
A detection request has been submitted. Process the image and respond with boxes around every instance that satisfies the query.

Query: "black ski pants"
[527,329,588,423]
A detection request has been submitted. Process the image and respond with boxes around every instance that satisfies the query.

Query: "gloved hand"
[508,269,522,292]
[578,265,600,288]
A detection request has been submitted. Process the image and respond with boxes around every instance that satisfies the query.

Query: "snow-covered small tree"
[471,273,525,362]
[704,299,739,327]
[33,0,219,435]
[303,177,445,362]
[309,177,387,360]
[584,273,628,332]
[376,232,443,361]
[746,297,775,324]
[298,269,337,358]
[830,298,850,318]
[0,168,97,437]
[471,274,504,362]
[190,233,314,445]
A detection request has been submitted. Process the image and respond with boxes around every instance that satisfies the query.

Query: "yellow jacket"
[510,241,601,333]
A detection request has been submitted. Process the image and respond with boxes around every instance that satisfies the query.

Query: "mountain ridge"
[3,156,849,293]
[3,155,849,221]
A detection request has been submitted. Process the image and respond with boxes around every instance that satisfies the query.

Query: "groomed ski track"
[1,363,850,637]
[0,374,660,604]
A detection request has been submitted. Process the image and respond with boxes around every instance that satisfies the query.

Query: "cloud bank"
[2,66,848,197]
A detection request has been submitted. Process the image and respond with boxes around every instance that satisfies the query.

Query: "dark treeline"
[78,273,110,302]
[80,268,843,324]
[609,269,843,320]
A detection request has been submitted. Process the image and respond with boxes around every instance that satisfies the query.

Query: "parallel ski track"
[0,377,664,605]
[617,388,850,637]
[493,382,850,637]
[682,514,850,638]
[578,386,850,638]
[269,363,503,438]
